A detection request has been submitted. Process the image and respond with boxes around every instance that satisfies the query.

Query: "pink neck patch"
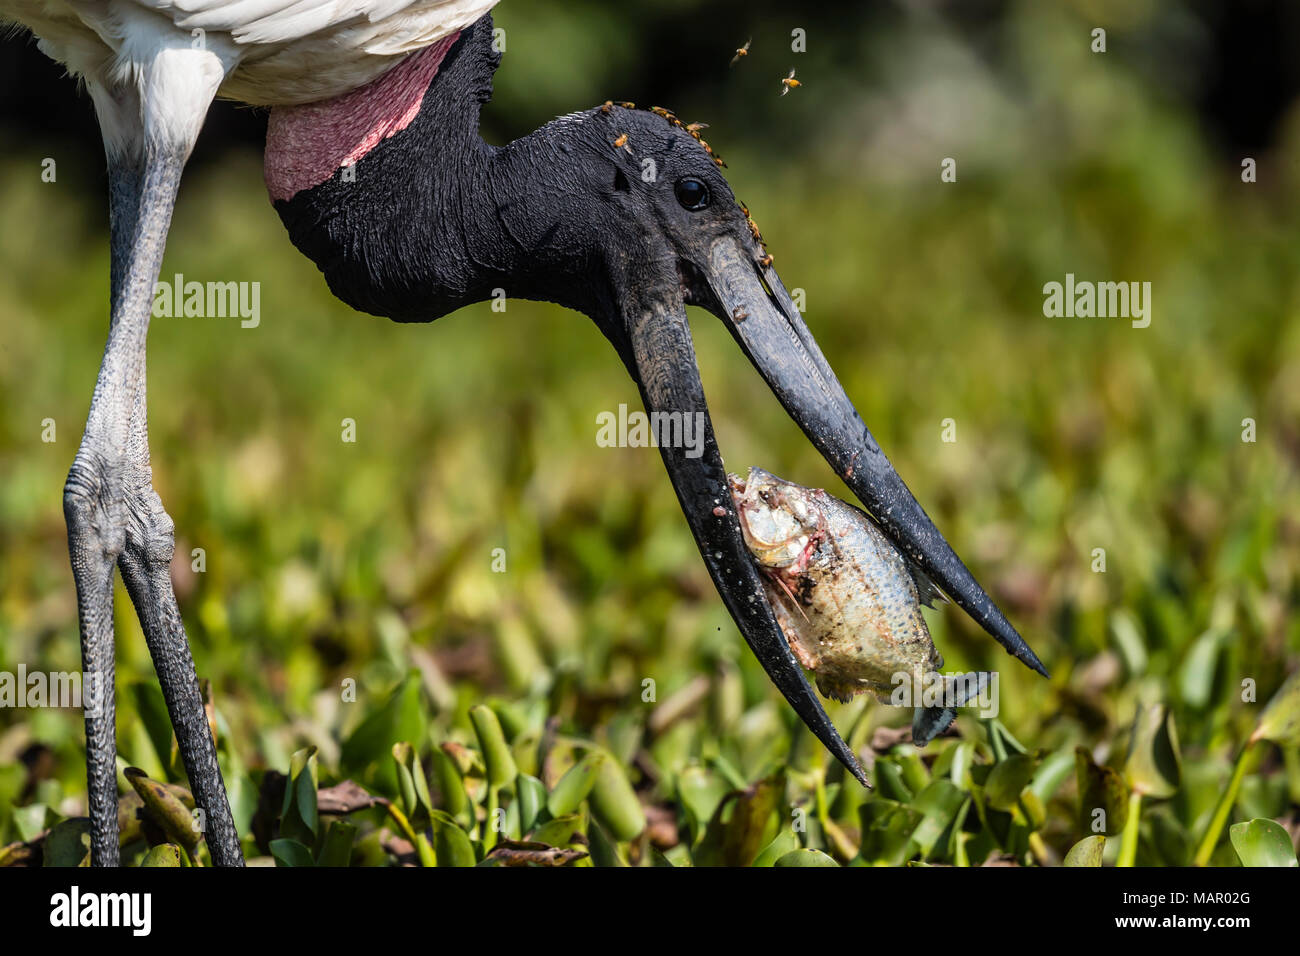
[264,34,459,202]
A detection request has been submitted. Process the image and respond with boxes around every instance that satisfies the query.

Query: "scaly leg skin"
[63,148,152,868]
[117,394,244,866]
[66,41,243,866]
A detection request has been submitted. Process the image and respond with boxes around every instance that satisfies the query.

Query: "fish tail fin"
[911,671,992,747]
[912,706,957,747]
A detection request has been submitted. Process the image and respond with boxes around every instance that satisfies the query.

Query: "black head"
[274,16,1048,788]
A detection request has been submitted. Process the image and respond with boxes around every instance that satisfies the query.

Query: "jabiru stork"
[1,0,1048,867]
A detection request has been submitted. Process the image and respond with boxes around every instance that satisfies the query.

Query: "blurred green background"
[1,0,1299,866]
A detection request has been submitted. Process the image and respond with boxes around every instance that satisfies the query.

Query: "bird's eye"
[675,177,710,211]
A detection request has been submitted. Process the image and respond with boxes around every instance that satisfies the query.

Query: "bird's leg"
[116,380,244,866]
[69,140,242,865]
[63,151,151,867]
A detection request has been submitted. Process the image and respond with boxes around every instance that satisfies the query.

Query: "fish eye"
[675,177,710,211]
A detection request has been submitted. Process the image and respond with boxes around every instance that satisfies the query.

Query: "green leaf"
[1229,819,1299,867]
[1063,835,1105,866]
[586,819,627,867]
[270,838,315,867]
[392,742,433,829]
[140,844,182,868]
[909,780,969,859]
[774,848,838,867]
[695,773,784,867]
[985,753,1041,811]
[130,681,177,780]
[588,750,645,842]
[316,821,357,867]
[125,767,200,851]
[515,774,547,835]
[429,747,471,828]
[855,799,923,866]
[676,765,729,842]
[340,674,426,775]
[1075,747,1128,837]
[547,751,604,818]
[1252,670,1300,747]
[430,810,477,867]
[470,704,518,789]
[1125,703,1182,799]
[752,827,802,867]
[530,814,583,847]
[278,747,319,845]
[42,818,91,868]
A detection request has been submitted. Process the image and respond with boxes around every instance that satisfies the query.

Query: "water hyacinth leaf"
[429,747,471,828]
[1149,810,1191,866]
[696,773,783,867]
[1063,835,1105,867]
[1125,703,1182,799]
[774,848,838,867]
[855,800,923,866]
[130,681,178,779]
[547,751,605,819]
[587,819,627,867]
[1229,819,1299,867]
[392,742,433,829]
[441,740,483,779]
[1109,610,1147,677]
[1252,670,1300,747]
[909,780,968,859]
[1178,628,1224,710]
[529,814,583,848]
[42,818,91,867]
[1029,747,1076,805]
[752,827,802,867]
[140,844,182,867]
[515,774,547,834]
[431,810,477,867]
[317,821,358,867]
[340,673,426,774]
[677,765,730,841]
[1075,747,1128,837]
[125,767,200,850]
[985,753,1041,811]
[278,747,319,845]
[470,704,518,789]
[588,750,645,842]
[13,804,49,843]
[873,757,914,803]
[270,838,315,868]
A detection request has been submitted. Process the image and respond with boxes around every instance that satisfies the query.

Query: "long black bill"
[616,281,871,788]
[705,239,1049,678]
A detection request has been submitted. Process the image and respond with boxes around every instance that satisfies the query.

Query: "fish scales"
[729,466,975,746]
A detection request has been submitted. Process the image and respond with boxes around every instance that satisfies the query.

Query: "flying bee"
[730,38,751,67]
[686,122,709,133]
[781,69,801,96]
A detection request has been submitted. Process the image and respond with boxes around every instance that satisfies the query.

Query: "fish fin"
[906,559,949,608]
[912,706,957,747]
[911,672,991,747]
[771,573,810,622]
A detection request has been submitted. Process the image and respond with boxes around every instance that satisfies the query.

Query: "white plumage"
[2,0,499,110]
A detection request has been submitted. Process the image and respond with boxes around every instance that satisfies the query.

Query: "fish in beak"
[578,108,1047,787]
